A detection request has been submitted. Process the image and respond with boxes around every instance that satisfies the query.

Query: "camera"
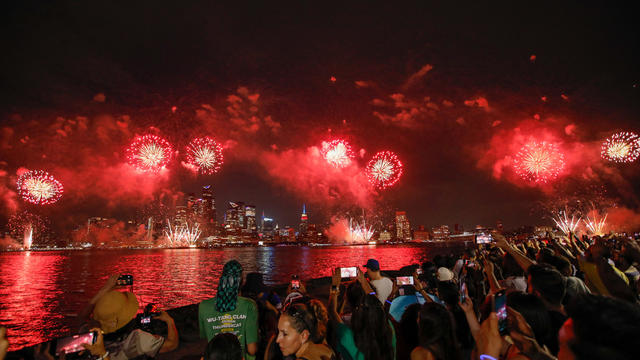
[291,279,300,290]
[117,274,133,286]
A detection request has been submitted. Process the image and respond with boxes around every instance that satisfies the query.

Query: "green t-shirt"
[335,321,396,360]
[199,296,259,358]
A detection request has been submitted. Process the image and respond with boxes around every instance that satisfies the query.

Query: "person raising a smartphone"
[79,274,179,359]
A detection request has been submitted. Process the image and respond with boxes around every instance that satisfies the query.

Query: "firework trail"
[165,220,201,247]
[601,132,640,163]
[365,151,403,189]
[584,212,608,235]
[185,137,224,174]
[8,211,47,249]
[349,218,374,243]
[513,141,565,184]
[552,210,581,236]
[126,134,174,172]
[321,139,355,168]
[16,170,64,205]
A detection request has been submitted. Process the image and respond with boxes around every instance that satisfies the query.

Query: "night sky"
[1,1,639,236]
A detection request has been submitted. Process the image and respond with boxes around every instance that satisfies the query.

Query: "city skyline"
[2,2,640,240]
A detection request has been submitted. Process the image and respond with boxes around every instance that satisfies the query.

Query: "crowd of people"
[2,231,640,360]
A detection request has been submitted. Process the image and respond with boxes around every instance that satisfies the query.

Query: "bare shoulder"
[410,346,435,360]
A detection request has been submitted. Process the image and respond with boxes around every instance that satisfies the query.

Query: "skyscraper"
[201,186,217,236]
[244,205,256,235]
[225,202,241,233]
[299,204,308,237]
[395,211,412,241]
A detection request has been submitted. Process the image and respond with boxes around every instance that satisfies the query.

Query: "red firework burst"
[126,134,173,172]
[601,132,640,163]
[185,137,224,174]
[321,139,355,168]
[513,141,565,184]
[16,170,64,205]
[365,151,403,189]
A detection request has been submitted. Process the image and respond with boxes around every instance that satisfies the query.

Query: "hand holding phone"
[340,267,357,278]
[475,234,493,244]
[459,281,467,303]
[291,279,300,289]
[493,290,508,335]
[55,331,97,355]
[396,276,414,285]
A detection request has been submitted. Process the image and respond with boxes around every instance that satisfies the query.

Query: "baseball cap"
[363,259,380,271]
[437,267,455,282]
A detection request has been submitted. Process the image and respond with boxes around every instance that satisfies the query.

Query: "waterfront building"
[201,185,217,236]
[432,225,450,241]
[244,204,257,235]
[378,230,392,242]
[413,225,430,242]
[299,204,308,237]
[395,211,412,241]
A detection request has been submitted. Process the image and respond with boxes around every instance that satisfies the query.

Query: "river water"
[0,244,459,351]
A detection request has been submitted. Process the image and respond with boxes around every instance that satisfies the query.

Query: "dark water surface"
[0,244,456,350]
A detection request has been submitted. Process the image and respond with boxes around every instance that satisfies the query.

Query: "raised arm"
[328,268,343,323]
[356,268,375,295]
[493,232,536,272]
[483,259,503,295]
[78,274,119,326]
[413,271,434,303]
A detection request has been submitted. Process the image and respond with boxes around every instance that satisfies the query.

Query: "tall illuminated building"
[395,211,411,241]
[299,204,308,237]
[201,185,217,236]
[262,215,275,239]
[225,202,241,233]
[244,205,256,235]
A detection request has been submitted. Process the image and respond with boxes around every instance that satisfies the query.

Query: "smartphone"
[466,261,476,268]
[55,331,96,355]
[117,274,133,286]
[291,279,300,289]
[340,267,357,278]
[494,290,508,335]
[140,316,151,324]
[396,276,414,285]
[475,234,493,244]
[460,281,467,303]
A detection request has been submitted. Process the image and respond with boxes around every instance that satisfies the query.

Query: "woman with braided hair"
[199,260,259,359]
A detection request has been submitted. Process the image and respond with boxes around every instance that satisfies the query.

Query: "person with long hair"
[411,302,461,360]
[199,260,258,359]
[328,268,396,360]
